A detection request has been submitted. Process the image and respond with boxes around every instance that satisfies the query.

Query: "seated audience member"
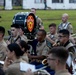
[47,46,71,75]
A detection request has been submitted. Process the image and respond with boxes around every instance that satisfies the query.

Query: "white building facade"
[23,0,76,9]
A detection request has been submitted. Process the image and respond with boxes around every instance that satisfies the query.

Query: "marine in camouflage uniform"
[58,29,76,74]
[46,23,58,49]
[58,13,75,44]
[30,8,44,30]
[29,29,49,64]
[58,13,73,34]
[7,24,28,44]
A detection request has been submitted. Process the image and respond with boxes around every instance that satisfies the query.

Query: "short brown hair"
[49,46,68,64]
[49,23,56,28]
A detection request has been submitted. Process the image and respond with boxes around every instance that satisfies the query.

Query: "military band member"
[3,43,50,75]
[58,13,75,44]
[47,47,71,75]
[58,13,73,34]
[3,43,26,75]
[30,8,44,30]
[28,29,49,65]
[6,24,21,44]
[0,26,7,61]
[19,27,28,43]
[7,24,28,44]
[18,40,29,62]
[58,29,76,74]
[46,23,58,48]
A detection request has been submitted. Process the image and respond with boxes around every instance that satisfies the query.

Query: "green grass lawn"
[0,9,76,35]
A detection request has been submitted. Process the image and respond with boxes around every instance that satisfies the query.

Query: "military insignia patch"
[27,15,34,32]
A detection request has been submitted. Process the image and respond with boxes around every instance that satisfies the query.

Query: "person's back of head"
[49,46,69,64]
[7,43,24,57]
[19,40,29,52]
[0,26,5,37]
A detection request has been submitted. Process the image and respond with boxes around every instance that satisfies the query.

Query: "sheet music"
[20,62,36,72]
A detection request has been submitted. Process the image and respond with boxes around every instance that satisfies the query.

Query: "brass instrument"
[34,63,50,75]
[46,38,60,49]
[52,41,60,47]
[42,59,48,65]
[33,59,50,75]
[34,69,50,75]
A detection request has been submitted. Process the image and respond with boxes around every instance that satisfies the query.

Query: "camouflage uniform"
[55,70,71,75]
[46,33,58,48]
[36,40,49,57]
[61,41,75,73]
[30,40,49,63]
[5,58,26,75]
[20,35,28,43]
[36,16,43,29]
[8,35,21,44]
[0,39,7,61]
[21,53,29,63]
[58,22,73,34]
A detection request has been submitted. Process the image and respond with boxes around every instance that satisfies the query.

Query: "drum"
[12,12,37,40]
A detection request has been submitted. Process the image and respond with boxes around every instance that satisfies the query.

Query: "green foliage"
[0,9,76,35]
